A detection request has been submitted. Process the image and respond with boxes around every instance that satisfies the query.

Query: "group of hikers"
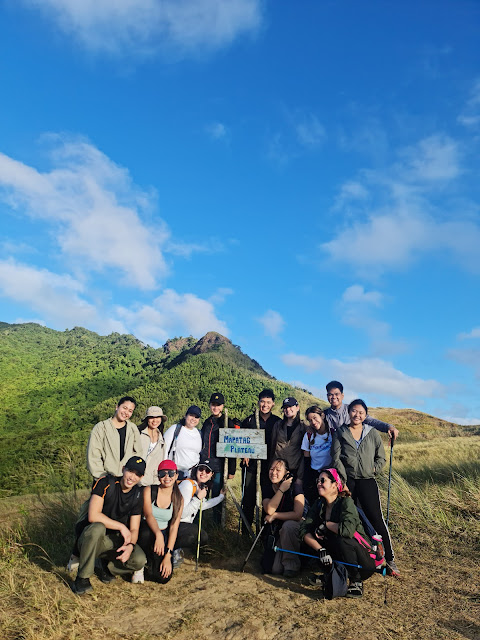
[69,381,400,599]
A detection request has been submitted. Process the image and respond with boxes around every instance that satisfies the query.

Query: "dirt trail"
[99,548,479,640]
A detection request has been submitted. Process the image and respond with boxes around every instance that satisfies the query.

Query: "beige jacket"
[138,427,165,486]
[86,418,141,480]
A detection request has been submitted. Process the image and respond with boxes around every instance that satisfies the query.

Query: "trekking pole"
[237,468,247,535]
[195,498,204,572]
[384,437,395,605]
[241,523,266,572]
[386,437,394,527]
[273,546,368,570]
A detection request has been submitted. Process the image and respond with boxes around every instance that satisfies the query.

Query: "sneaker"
[71,576,93,595]
[94,559,116,584]
[132,568,144,584]
[172,549,184,568]
[67,554,79,572]
[346,581,363,598]
[386,560,400,577]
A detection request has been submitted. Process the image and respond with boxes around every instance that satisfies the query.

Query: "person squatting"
[69,383,400,599]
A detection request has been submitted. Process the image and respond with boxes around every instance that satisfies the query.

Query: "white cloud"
[206,122,229,140]
[0,258,125,333]
[458,326,480,339]
[401,135,461,182]
[440,416,480,426]
[209,287,234,305]
[14,318,47,327]
[338,285,406,356]
[0,137,174,289]
[257,309,285,338]
[321,132,480,276]
[341,284,382,306]
[20,0,262,57]
[458,78,480,128]
[281,352,444,403]
[116,288,229,346]
[294,114,326,148]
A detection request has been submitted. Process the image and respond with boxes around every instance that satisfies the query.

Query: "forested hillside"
[0,322,473,496]
[0,323,320,495]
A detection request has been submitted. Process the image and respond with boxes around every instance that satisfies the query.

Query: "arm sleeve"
[364,415,392,434]
[86,423,106,479]
[331,434,347,484]
[163,426,175,460]
[301,432,309,452]
[179,480,200,521]
[374,432,386,474]
[337,497,361,539]
[298,501,319,541]
[202,494,225,511]
[132,424,142,455]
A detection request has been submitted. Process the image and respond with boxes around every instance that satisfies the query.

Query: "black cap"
[197,460,214,473]
[282,397,298,408]
[186,405,202,418]
[124,456,146,476]
[209,392,225,405]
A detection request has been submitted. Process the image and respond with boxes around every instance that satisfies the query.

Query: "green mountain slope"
[1,322,475,496]
[0,324,320,495]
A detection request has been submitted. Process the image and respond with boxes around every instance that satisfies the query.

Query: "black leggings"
[348,477,394,561]
[175,522,208,550]
[137,523,173,584]
[323,535,376,582]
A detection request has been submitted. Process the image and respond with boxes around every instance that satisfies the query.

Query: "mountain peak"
[191,332,231,354]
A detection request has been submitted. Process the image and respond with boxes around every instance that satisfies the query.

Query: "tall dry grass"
[0,434,479,639]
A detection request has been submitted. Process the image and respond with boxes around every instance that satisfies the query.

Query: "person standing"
[163,405,203,480]
[270,397,306,482]
[87,396,141,481]
[240,389,278,534]
[137,406,167,486]
[200,392,236,523]
[332,399,399,577]
[324,381,399,440]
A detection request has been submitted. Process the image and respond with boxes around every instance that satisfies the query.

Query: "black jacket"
[200,414,237,475]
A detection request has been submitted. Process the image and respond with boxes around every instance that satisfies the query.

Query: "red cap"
[158,459,178,472]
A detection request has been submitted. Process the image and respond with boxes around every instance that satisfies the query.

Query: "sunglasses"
[197,466,212,473]
[158,469,176,478]
[317,477,329,485]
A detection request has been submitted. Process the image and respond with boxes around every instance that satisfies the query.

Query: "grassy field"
[1,435,479,640]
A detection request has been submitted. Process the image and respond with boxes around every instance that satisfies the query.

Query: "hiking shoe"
[307,573,324,588]
[71,576,93,595]
[346,581,363,598]
[386,560,400,577]
[172,549,184,568]
[94,559,115,584]
[132,568,144,584]
[67,554,79,572]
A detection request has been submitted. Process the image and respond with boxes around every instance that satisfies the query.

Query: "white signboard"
[216,428,267,459]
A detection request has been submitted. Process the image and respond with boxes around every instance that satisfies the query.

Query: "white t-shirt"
[301,431,332,472]
[163,423,202,476]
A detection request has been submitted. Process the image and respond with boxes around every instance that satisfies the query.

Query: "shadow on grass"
[440,620,480,640]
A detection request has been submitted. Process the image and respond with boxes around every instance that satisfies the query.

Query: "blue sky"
[0,0,479,424]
